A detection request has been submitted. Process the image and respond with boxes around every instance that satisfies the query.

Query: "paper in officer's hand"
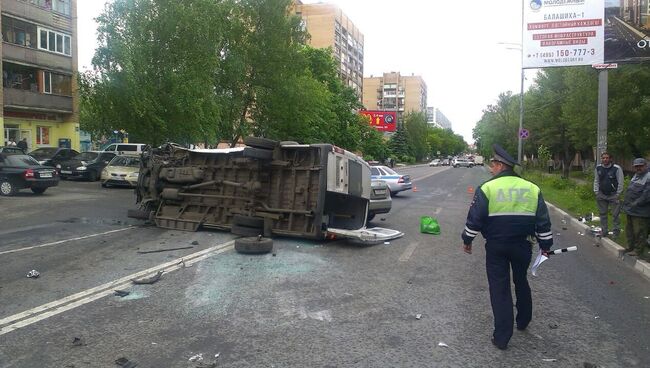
[531,249,548,277]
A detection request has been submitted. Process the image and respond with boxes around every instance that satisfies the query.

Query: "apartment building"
[1,0,78,151]
[292,1,364,97]
[363,72,427,124]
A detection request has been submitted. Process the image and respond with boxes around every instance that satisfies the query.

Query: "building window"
[2,16,38,48]
[37,27,72,56]
[24,0,71,16]
[42,71,72,96]
[36,126,50,145]
[3,63,38,92]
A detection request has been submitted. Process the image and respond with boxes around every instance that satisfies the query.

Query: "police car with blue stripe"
[370,165,412,196]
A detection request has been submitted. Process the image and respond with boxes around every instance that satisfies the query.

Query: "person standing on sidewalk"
[594,152,624,237]
[547,158,554,173]
[622,158,650,259]
[461,144,553,350]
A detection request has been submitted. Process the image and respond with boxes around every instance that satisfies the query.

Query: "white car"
[370,165,412,196]
[429,159,441,167]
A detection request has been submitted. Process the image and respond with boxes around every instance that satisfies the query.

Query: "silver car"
[370,165,412,196]
[368,179,391,222]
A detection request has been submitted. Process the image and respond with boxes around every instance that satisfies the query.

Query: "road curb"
[546,201,650,280]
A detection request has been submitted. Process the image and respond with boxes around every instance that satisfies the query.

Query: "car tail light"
[398,176,404,183]
[23,169,35,179]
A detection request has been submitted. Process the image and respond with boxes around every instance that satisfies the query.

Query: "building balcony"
[2,1,73,30]
[3,88,73,113]
[3,43,73,73]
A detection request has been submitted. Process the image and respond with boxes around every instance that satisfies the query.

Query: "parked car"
[429,159,441,167]
[453,158,474,168]
[0,154,59,196]
[0,146,25,154]
[102,143,148,155]
[473,155,485,166]
[368,179,392,222]
[101,155,141,188]
[441,159,450,166]
[29,147,79,169]
[59,151,117,181]
[370,165,412,196]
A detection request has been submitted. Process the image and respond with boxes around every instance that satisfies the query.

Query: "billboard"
[523,0,605,68]
[360,110,397,132]
[523,0,650,67]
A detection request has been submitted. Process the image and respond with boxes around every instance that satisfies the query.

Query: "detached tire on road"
[231,224,264,237]
[235,236,273,254]
[243,137,278,150]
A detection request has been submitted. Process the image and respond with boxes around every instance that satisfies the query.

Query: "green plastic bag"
[420,216,441,235]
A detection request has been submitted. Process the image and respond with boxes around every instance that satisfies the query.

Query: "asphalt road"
[1,167,649,368]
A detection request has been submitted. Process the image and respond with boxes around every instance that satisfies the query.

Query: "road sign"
[519,128,530,139]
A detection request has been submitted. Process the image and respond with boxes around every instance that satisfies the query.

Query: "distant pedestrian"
[17,138,28,152]
[461,144,553,350]
[622,158,650,259]
[547,158,554,173]
[7,138,17,147]
[594,152,624,237]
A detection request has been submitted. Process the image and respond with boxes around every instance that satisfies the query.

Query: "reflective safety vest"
[480,176,540,217]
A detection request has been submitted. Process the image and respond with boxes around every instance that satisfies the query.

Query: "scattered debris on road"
[548,323,558,329]
[71,337,85,347]
[115,357,138,368]
[437,342,449,348]
[542,358,557,362]
[114,290,130,297]
[132,270,164,285]
[191,240,199,245]
[26,270,40,278]
[415,314,422,320]
[136,246,194,254]
[189,353,204,362]
[584,362,599,368]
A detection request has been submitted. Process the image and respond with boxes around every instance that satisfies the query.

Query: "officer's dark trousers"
[485,241,532,346]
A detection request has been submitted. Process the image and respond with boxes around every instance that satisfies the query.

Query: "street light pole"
[517,1,524,165]
[518,58,524,165]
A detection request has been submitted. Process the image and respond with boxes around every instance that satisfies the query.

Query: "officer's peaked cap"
[491,144,518,167]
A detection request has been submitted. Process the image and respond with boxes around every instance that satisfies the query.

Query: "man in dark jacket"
[461,144,553,350]
[622,158,650,259]
[594,152,624,237]
[16,138,28,152]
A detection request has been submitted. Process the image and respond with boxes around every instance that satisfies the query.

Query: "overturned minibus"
[129,138,402,245]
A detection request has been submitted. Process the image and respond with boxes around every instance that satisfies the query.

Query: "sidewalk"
[546,201,650,280]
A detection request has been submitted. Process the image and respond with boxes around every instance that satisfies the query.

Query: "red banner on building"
[360,110,397,132]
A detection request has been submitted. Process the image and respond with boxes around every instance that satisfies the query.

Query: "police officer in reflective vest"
[461,144,553,350]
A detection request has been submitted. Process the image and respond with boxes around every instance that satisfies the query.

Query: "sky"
[77,1,529,144]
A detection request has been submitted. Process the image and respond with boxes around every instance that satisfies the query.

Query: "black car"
[0,146,26,154]
[0,154,59,195]
[28,147,79,169]
[59,151,116,181]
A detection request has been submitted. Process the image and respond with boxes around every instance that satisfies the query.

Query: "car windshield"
[29,148,58,158]
[381,167,398,175]
[74,152,99,161]
[3,155,40,167]
[109,156,140,167]
[370,167,380,175]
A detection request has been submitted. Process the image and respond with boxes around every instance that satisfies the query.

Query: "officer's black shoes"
[516,324,528,331]
[491,337,508,350]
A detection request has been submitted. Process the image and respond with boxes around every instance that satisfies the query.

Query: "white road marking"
[0,227,135,256]
[399,242,419,262]
[0,240,235,335]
